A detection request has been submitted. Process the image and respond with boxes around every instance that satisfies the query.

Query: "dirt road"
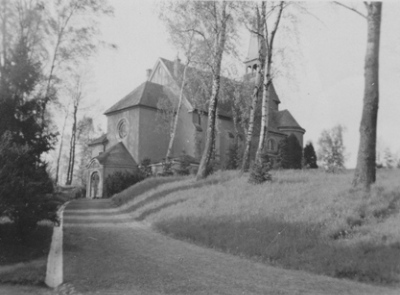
[60,199,398,295]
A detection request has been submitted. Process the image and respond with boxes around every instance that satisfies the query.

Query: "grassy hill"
[112,169,400,286]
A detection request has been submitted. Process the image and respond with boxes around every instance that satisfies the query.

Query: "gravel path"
[59,199,399,295]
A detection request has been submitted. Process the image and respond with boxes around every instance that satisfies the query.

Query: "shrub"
[104,171,144,198]
[225,143,240,170]
[303,141,318,169]
[139,158,152,178]
[175,152,191,176]
[249,150,271,184]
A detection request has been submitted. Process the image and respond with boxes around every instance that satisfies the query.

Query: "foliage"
[275,136,302,170]
[175,152,191,176]
[318,125,346,173]
[160,158,174,177]
[139,158,153,178]
[286,134,302,169]
[104,171,144,198]
[248,149,272,184]
[225,143,240,170]
[303,142,318,169]
[383,148,394,168]
[0,37,58,236]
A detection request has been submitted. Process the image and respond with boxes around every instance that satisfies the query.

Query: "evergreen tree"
[303,142,318,169]
[0,37,58,236]
[287,134,302,169]
[276,137,290,169]
[225,143,240,170]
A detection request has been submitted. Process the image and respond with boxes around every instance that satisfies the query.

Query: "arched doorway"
[90,172,100,199]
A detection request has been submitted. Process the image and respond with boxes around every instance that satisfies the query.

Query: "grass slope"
[116,169,400,286]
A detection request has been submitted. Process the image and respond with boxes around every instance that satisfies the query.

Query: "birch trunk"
[241,3,265,172]
[352,2,382,189]
[55,110,69,185]
[196,2,228,180]
[65,103,78,185]
[255,1,284,163]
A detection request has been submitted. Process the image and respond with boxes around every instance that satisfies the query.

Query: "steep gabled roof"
[88,134,108,146]
[95,142,137,168]
[104,81,166,115]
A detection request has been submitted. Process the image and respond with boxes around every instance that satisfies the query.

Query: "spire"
[244,33,261,74]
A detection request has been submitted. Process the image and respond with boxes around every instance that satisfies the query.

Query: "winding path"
[59,199,398,295]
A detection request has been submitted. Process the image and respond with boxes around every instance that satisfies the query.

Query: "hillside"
[112,169,400,286]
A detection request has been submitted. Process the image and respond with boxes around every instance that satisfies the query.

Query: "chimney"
[146,69,152,80]
[174,55,181,78]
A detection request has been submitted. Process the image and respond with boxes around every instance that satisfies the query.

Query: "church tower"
[243,33,281,111]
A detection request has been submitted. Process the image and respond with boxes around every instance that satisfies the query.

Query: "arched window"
[268,138,275,151]
[117,119,128,139]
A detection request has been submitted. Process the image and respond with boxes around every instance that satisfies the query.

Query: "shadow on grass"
[135,199,186,221]
[120,177,229,215]
[155,216,400,285]
[0,223,52,266]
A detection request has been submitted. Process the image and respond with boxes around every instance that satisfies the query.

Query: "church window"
[117,119,128,139]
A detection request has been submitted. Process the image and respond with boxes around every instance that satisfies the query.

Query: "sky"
[86,0,400,168]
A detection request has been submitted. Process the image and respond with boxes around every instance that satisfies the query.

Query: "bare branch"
[333,1,367,19]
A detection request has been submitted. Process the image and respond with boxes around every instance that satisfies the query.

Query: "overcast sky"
[87,0,400,168]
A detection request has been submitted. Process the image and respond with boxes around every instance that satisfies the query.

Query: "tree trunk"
[196,2,228,180]
[165,63,189,159]
[55,110,69,185]
[255,1,284,163]
[352,2,382,190]
[241,4,265,173]
[66,104,78,185]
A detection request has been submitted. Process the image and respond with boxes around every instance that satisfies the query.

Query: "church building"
[86,37,305,199]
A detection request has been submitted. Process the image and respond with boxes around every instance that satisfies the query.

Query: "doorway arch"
[90,172,100,199]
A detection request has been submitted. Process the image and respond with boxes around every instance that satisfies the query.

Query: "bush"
[0,134,59,237]
[139,158,152,178]
[175,152,191,176]
[249,150,271,184]
[225,143,240,170]
[160,158,174,177]
[104,171,144,198]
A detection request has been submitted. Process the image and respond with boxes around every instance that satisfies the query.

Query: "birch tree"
[241,2,266,172]
[255,1,285,161]
[335,2,382,189]
[160,1,238,180]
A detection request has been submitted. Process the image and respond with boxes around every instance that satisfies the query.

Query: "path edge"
[45,201,70,288]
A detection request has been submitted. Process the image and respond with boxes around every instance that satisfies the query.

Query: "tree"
[286,134,302,169]
[334,2,382,189]
[318,125,346,173]
[383,148,394,169]
[303,141,318,169]
[41,0,114,123]
[0,36,57,235]
[255,1,285,162]
[275,137,289,169]
[241,2,266,172]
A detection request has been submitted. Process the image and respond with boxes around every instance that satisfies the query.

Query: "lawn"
[114,169,400,285]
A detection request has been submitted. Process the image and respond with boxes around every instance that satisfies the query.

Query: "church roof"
[159,57,233,118]
[104,81,166,115]
[272,109,305,132]
[88,134,108,146]
[95,142,137,168]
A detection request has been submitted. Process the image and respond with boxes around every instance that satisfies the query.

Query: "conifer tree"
[303,142,318,169]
